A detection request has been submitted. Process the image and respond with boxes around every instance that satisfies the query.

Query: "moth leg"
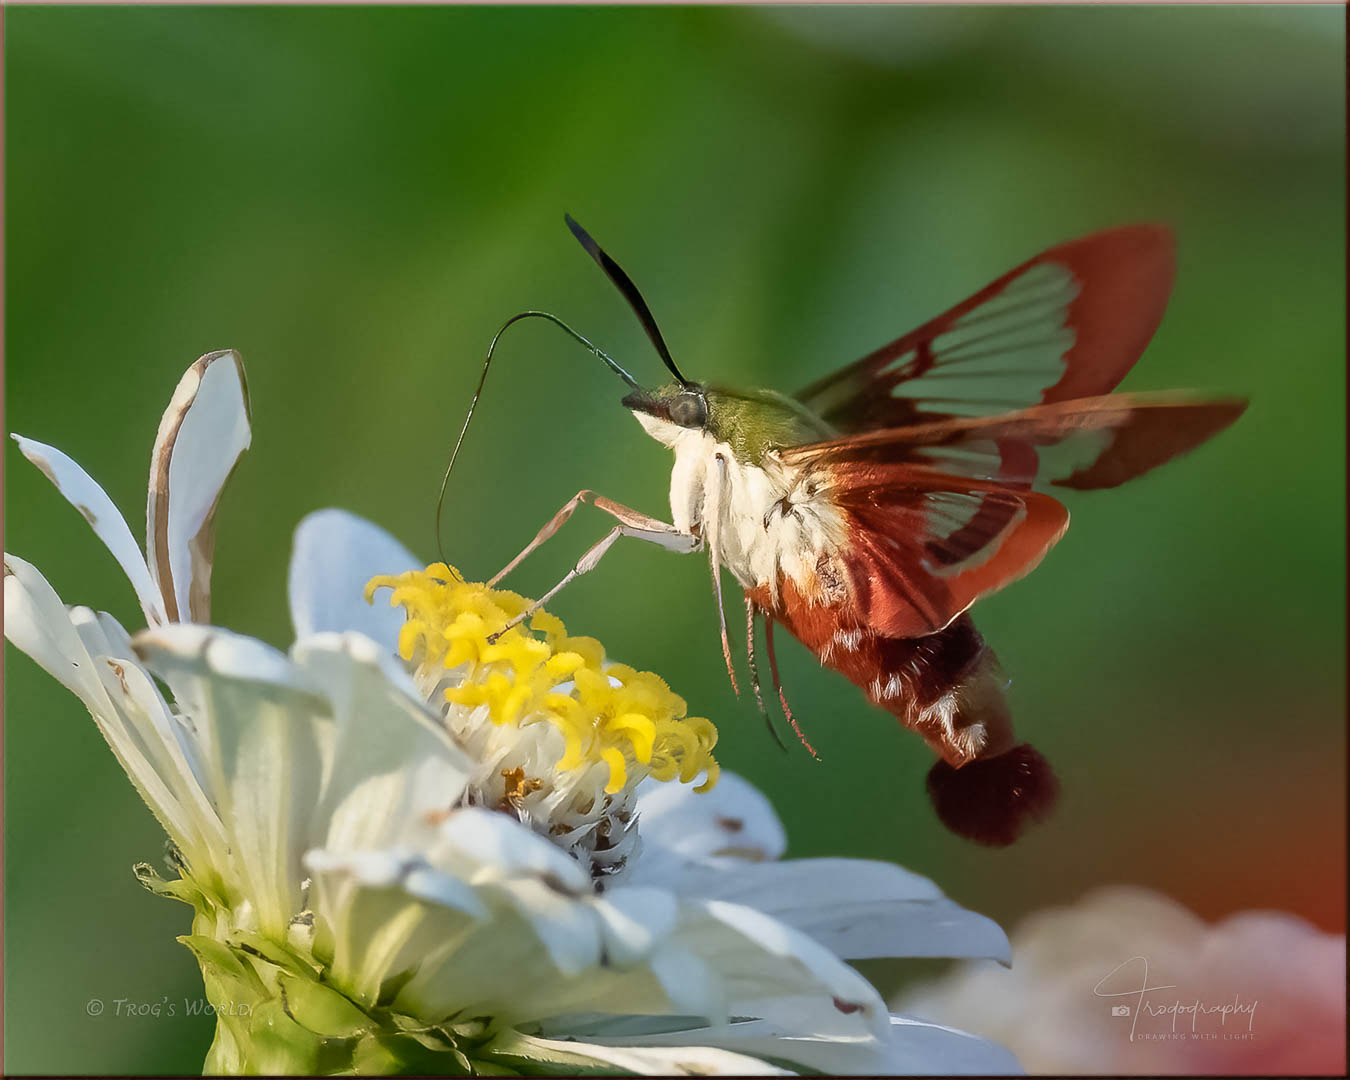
[706,454,739,697]
[488,520,699,641]
[707,543,740,698]
[489,489,694,587]
[745,593,787,753]
[763,616,822,761]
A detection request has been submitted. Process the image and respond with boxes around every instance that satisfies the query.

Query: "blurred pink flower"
[896,885,1345,1076]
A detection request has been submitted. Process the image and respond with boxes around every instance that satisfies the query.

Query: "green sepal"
[147,865,566,1076]
[134,862,209,912]
[179,934,259,990]
[480,1030,628,1077]
[351,1032,475,1075]
[236,998,322,1075]
[276,971,373,1039]
[228,930,320,980]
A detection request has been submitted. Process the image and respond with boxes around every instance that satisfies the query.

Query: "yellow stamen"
[600,747,628,794]
[367,565,719,794]
[607,713,657,764]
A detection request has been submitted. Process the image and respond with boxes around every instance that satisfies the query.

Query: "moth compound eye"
[669,392,707,428]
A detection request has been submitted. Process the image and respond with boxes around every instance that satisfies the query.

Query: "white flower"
[896,885,1347,1076]
[6,349,1020,1075]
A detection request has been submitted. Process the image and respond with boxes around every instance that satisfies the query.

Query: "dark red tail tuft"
[925,742,1059,846]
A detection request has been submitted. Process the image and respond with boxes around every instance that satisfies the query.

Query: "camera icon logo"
[1111,1005,1131,1017]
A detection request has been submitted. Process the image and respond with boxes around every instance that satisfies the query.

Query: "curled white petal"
[145,349,251,623]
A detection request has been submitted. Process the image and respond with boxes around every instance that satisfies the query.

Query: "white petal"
[508,940,727,1034]
[788,895,1009,964]
[68,606,228,868]
[304,853,485,1007]
[646,853,938,903]
[489,877,604,978]
[288,508,420,652]
[5,553,115,709]
[291,632,472,853]
[293,629,432,724]
[304,848,488,921]
[4,556,206,860]
[70,606,194,780]
[133,623,330,939]
[648,941,724,1019]
[11,435,166,624]
[390,888,625,1024]
[882,1014,1023,1074]
[318,761,466,866]
[403,811,618,1009]
[678,899,890,1039]
[492,1031,790,1076]
[585,1013,1021,1075]
[647,855,1009,964]
[433,806,592,896]
[381,828,696,1028]
[636,770,786,862]
[136,622,322,698]
[145,350,251,623]
[69,604,135,656]
[591,886,680,967]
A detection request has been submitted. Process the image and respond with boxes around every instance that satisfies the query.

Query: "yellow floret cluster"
[365,564,718,795]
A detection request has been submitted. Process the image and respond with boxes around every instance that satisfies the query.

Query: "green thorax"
[704,385,834,464]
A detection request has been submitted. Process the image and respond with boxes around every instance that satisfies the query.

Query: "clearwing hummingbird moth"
[451,215,1246,847]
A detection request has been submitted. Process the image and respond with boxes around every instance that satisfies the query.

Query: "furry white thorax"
[633,411,849,604]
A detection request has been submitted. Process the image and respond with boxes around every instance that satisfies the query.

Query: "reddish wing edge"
[786,394,1249,490]
[795,224,1177,432]
[838,471,1071,638]
[793,395,1246,639]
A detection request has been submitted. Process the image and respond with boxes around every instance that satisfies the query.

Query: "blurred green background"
[4,6,1344,1073]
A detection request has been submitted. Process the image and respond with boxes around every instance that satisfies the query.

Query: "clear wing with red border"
[787,396,1245,638]
[795,225,1177,433]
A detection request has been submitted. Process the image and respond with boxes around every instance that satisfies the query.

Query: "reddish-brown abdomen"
[752,579,1058,845]
[927,743,1059,846]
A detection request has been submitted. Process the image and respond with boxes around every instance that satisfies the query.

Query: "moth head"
[623,383,709,446]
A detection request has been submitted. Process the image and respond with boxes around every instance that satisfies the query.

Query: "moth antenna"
[764,616,822,761]
[745,593,788,753]
[435,311,639,568]
[564,214,691,387]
